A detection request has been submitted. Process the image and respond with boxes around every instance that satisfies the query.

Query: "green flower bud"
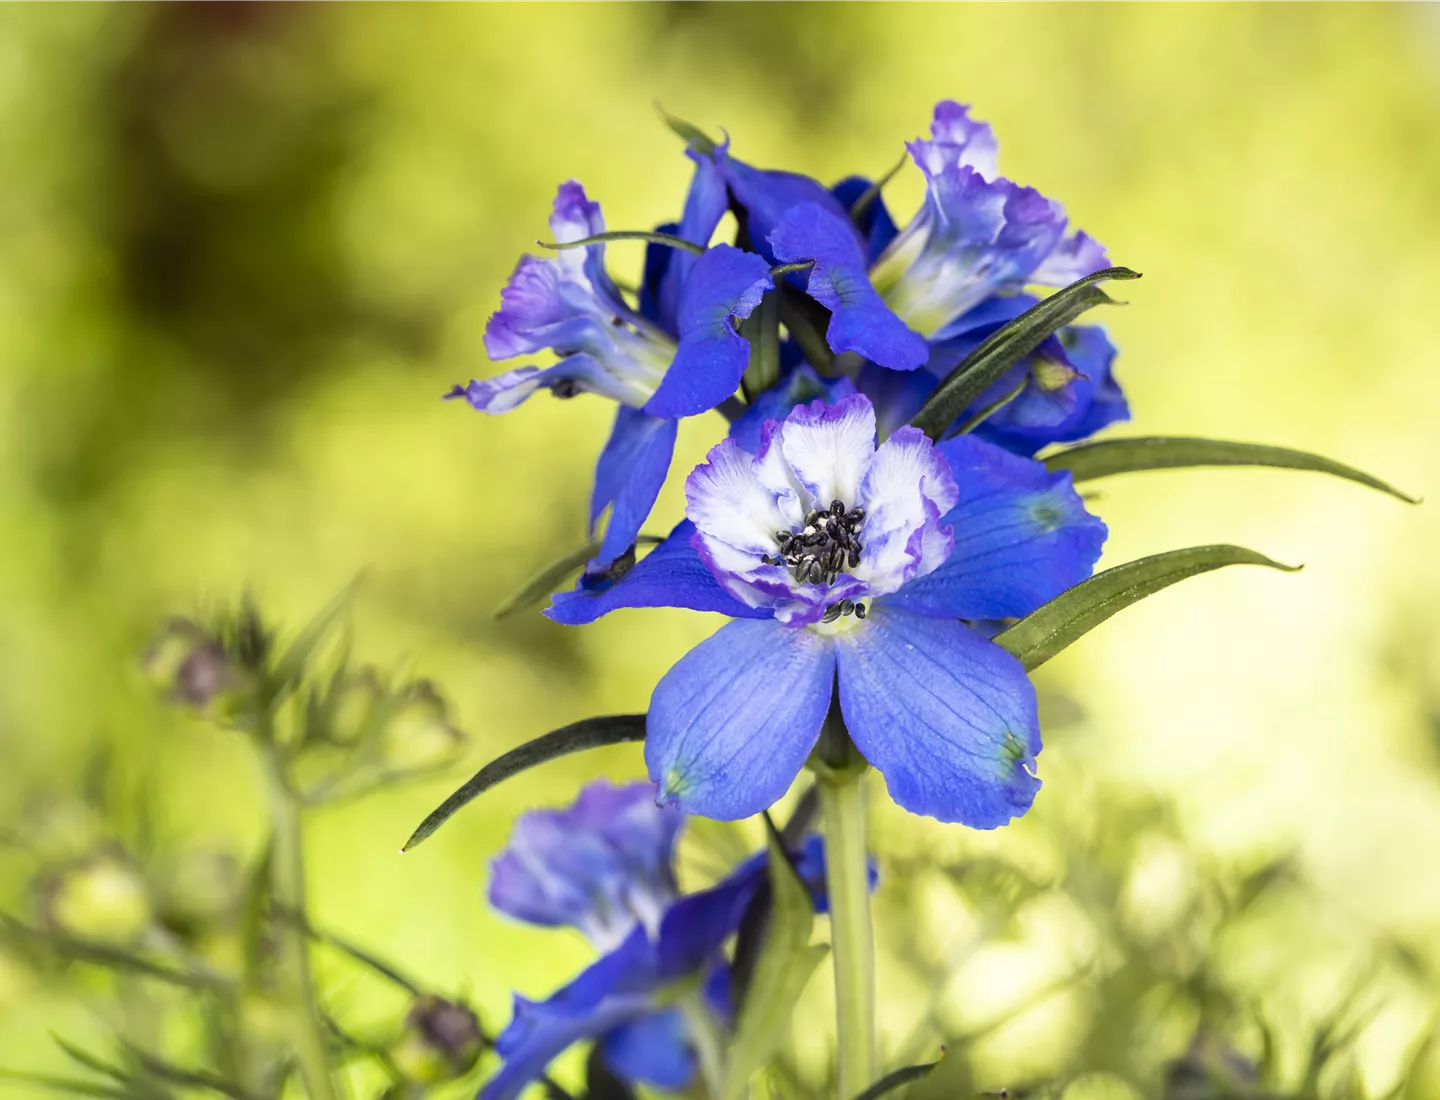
[382,682,466,772]
[40,852,153,945]
[326,669,384,745]
[390,995,484,1083]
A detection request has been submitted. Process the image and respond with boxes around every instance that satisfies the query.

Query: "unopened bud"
[1163,1030,1257,1098]
[383,682,466,771]
[327,670,384,745]
[1031,355,1080,394]
[40,852,152,945]
[143,619,247,712]
[390,995,484,1083]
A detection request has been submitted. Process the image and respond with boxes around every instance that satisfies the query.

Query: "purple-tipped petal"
[770,202,929,372]
[645,246,774,418]
[591,408,678,566]
[851,425,959,595]
[646,617,834,820]
[1031,229,1110,287]
[884,434,1106,620]
[836,604,1041,827]
[926,101,1001,178]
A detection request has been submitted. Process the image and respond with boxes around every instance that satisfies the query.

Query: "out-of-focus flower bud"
[326,669,384,745]
[39,851,153,945]
[143,618,249,713]
[390,995,485,1083]
[383,681,467,772]
[160,848,243,933]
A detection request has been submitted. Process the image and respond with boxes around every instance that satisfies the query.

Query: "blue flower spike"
[481,780,849,1100]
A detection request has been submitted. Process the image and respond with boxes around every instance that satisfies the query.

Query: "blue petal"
[600,1009,695,1091]
[770,203,929,372]
[884,434,1106,620]
[655,871,767,980]
[835,604,1041,827]
[646,617,835,820]
[546,521,770,626]
[644,246,774,418]
[652,150,731,331]
[853,362,936,442]
[976,324,1129,454]
[831,175,899,263]
[483,932,657,1100]
[728,364,856,453]
[447,351,645,413]
[711,149,849,263]
[591,408,679,566]
[488,780,683,950]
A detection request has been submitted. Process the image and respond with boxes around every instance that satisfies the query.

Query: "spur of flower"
[548,393,1106,825]
[447,182,774,567]
[481,780,835,1100]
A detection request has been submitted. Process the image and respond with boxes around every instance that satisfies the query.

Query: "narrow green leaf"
[909,267,1140,440]
[495,535,663,621]
[848,151,910,220]
[722,823,828,1100]
[655,103,717,155]
[1043,436,1418,504]
[538,231,705,256]
[402,715,647,851]
[268,577,362,698]
[992,545,1301,671]
[0,1070,138,1100]
[0,916,235,990]
[851,1060,942,1100]
[50,1038,129,1084]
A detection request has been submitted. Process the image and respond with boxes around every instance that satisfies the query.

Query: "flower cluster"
[452,100,1116,826]
[483,781,841,1100]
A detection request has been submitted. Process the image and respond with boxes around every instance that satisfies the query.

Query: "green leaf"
[908,267,1140,440]
[851,1060,942,1100]
[495,535,664,620]
[722,822,828,1100]
[655,103,717,155]
[0,916,235,991]
[268,577,362,699]
[0,1070,140,1100]
[992,545,1301,671]
[402,714,647,851]
[538,230,705,256]
[50,1038,128,1084]
[1043,435,1418,503]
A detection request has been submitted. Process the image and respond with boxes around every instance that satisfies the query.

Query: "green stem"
[677,988,727,1100]
[260,747,338,1100]
[815,721,876,1100]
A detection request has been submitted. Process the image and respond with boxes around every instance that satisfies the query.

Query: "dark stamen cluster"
[761,499,865,589]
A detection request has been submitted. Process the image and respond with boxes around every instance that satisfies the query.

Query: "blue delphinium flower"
[483,780,833,1100]
[547,394,1106,825]
[447,182,773,566]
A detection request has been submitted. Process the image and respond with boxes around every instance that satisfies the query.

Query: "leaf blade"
[992,545,1301,671]
[1043,435,1418,503]
[909,267,1141,441]
[722,825,827,1100]
[401,714,647,851]
[850,1060,942,1100]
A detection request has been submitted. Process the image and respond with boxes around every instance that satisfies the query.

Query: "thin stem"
[677,988,727,1100]
[260,746,339,1100]
[816,718,876,1100]
[537,230,705,255]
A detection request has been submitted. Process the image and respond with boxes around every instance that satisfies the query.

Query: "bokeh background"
[3,3,1440,1097]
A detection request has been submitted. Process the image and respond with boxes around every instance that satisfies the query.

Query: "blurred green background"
[2,3,1440,1097]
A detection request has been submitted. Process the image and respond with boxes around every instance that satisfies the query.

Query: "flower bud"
[382,681,466,772]
[143,618,248,713]
[389,995,484,1083]
[39,852,153,945]
[326,669,384,745]
[1163,1030,1257,1097]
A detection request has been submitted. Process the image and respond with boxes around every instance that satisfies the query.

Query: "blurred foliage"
[1,3,1439,1099]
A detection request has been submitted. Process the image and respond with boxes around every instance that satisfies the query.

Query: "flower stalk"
[259,744,338,1100]
[815,711,876,1099]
